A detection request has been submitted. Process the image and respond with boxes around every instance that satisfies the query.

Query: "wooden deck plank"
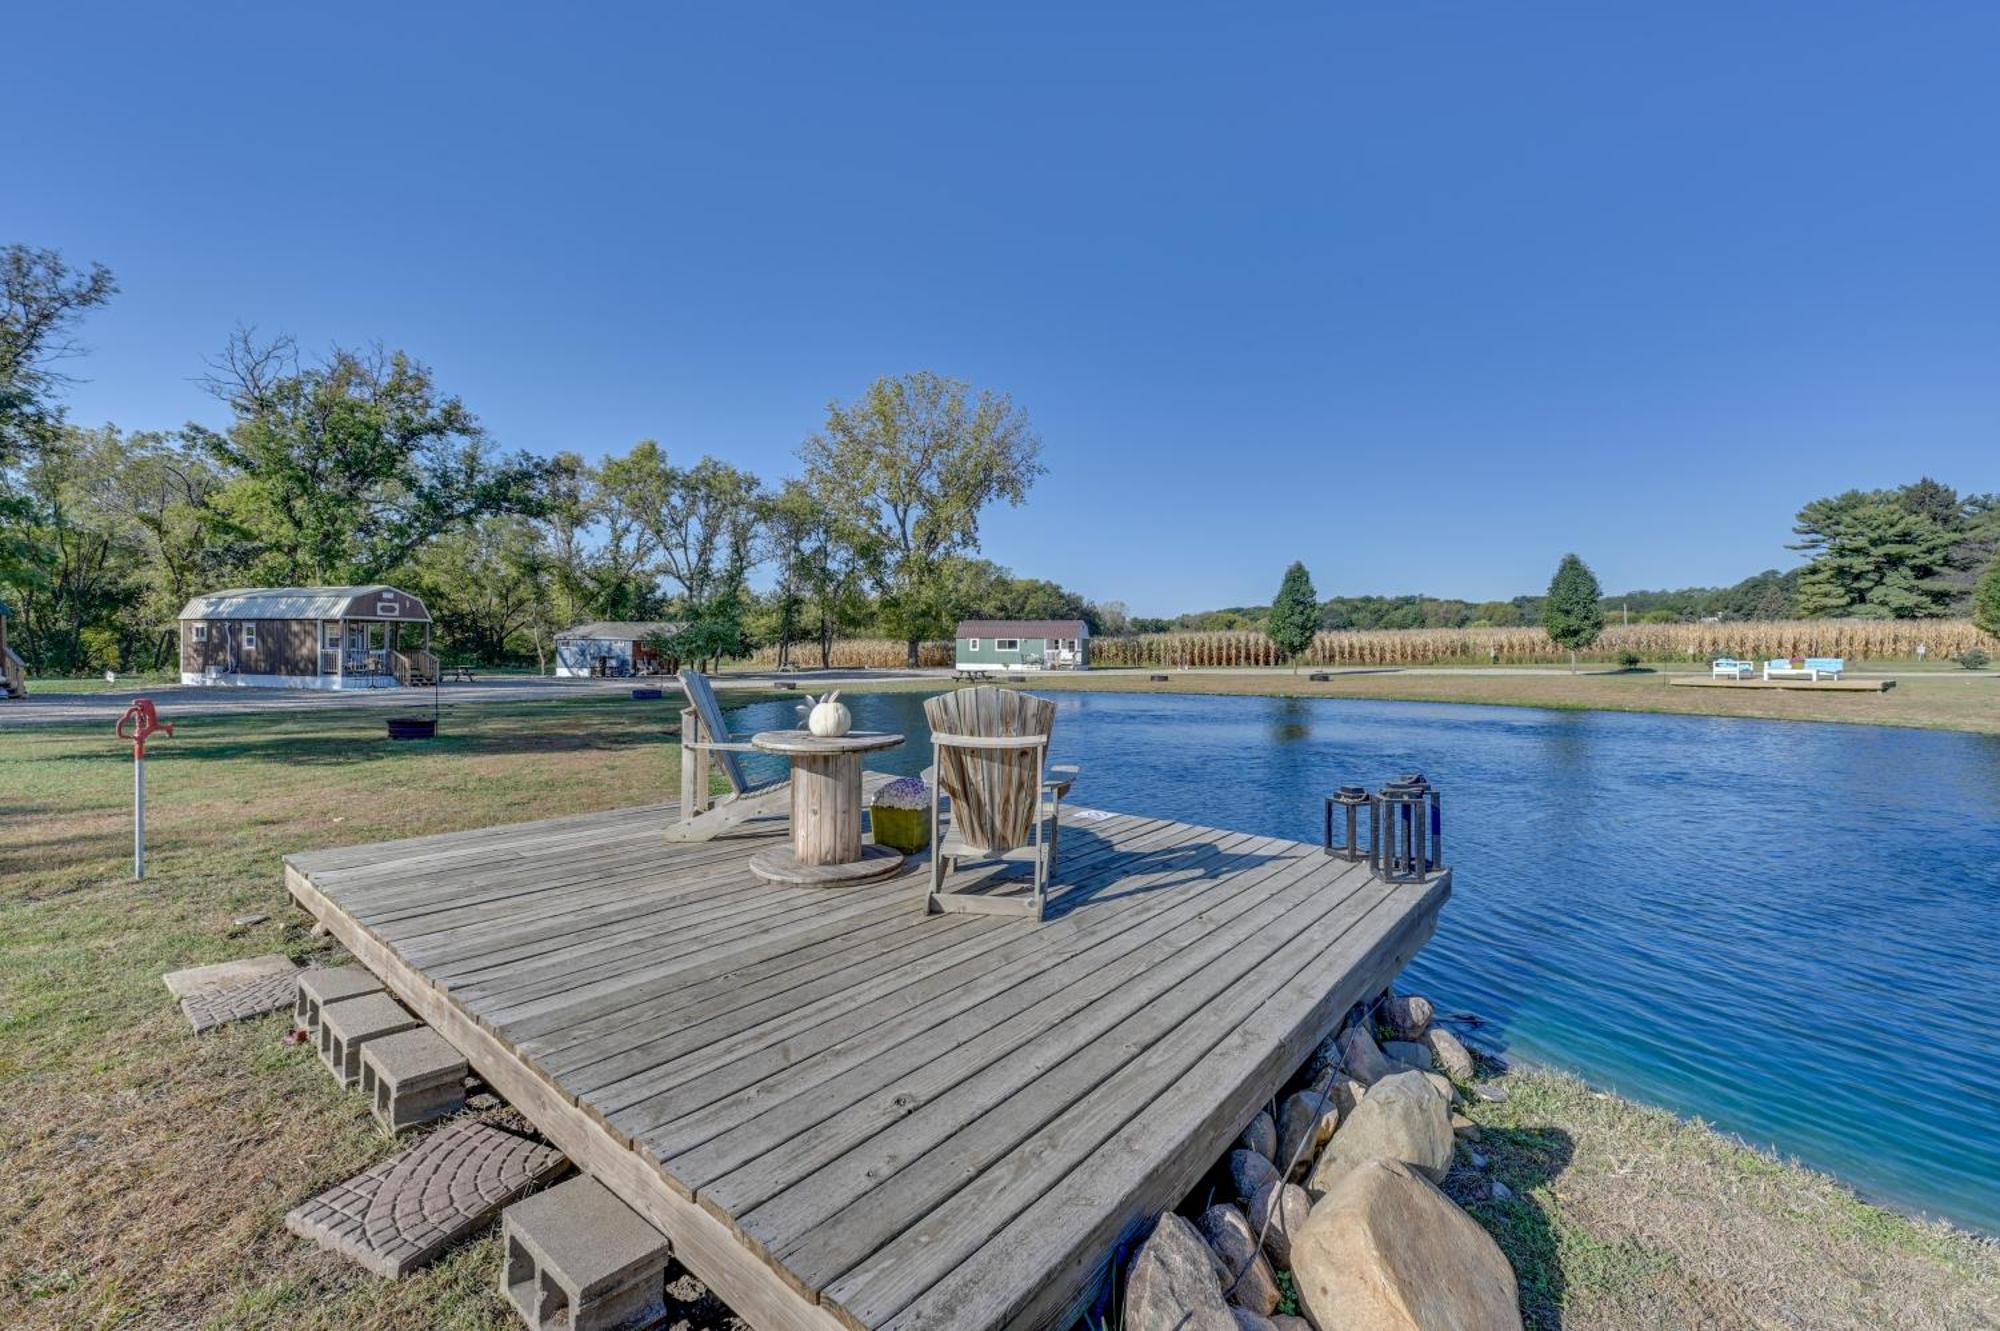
[716,850,1365,1280]
[850,875,1449,1331]
[667,833,1312,1211]
[593,821,1233,1139]
[528,817,1174,1073]
[284,796,1451,1331]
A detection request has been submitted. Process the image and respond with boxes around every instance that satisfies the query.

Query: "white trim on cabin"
[179,670,412,691]
[192,622,208,643]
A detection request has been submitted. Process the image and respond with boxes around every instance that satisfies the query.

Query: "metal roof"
[176,586,431,622]
[956,619,1091,639]
[556,621,686,641]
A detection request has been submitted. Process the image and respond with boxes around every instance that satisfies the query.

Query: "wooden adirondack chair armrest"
[1043,764,1079,798]
[685,738,760,753]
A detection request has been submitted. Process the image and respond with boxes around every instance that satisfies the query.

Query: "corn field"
[746,620,1993,671]
[742,638,955,670]
[1088,620,1996,668]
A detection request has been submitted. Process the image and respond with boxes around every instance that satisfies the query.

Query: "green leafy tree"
[1266,561,1319,671]
[184,332,547,584]
[1974,549,2000,639]
[1,245,118,470]
[1789,482,1963,619]
[1544,553,1604,673]
[800,371,1043,666]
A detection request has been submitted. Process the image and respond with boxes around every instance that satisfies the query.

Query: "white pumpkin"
[807,691,851,737]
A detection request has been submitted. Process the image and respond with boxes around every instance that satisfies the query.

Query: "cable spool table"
[747,729,907,885]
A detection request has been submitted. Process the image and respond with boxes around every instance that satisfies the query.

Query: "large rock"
[1337,1025,1400,1085]
[1380,993,1435,1041]
[1383,1039,1434,1073]
[1306,1071,1454,1195]
[1291,1159,1523,1331]
[1275,1092,1338,1178]
[1247,1177,1312,1267]
[1271,1316,1313,1331]
[1424,1026,1476,1081]
[1125,1213,1234,1331]
[1237,1109,1278,1164]
[1196,1204,1281,1315]
[1305,1069,1369,1120]
[1228,1148,1280,1203]
[1230,1311,1277,1331]
[1423,1071,1457,1106]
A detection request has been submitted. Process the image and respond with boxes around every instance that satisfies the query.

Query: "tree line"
[1174,479,2000,637]
[1,244,1116,675]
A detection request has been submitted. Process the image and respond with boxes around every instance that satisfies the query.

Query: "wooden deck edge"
[285,862,850,1331]
[1011,869,1452,1331]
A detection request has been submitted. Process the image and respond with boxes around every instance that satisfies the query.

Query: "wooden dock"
[285,800,1449,1331]
[1669,676,1896,692]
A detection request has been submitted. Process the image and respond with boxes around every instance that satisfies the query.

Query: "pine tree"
[1974,549,2000,639]
[1543,553,1604,674]
[1266,561,1320,672]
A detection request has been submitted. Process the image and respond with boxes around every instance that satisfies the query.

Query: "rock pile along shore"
[1123,991,1522,1331]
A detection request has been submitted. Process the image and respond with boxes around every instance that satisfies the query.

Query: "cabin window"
[192,622,208,643]
[323,623,341,648]
[241,625,258,650]
[996,638,1019,651]
[967,638,980,651]
[377,601,400,617]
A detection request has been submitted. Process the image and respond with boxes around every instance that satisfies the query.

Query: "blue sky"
[7,3,1997,616]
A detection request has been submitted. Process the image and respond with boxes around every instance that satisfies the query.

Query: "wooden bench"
[442,665,476,683]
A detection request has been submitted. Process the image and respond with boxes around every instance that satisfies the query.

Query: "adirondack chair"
[667,670,789,842]
[924,686,1079,921]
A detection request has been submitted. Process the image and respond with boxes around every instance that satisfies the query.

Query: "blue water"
[722,689,2000,1234]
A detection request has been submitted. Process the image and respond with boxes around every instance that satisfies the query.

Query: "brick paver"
[181,971,300,1033]
[285,1119,567,1277]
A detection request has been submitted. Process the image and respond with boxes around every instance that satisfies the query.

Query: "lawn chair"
[923,686,1079,921]
[667,670,788,842]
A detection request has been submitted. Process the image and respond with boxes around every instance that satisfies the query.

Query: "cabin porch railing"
[390,648,438,687]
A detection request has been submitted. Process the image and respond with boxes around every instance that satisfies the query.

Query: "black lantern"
[1323,786,1370,860]
[1371,772,1443,882]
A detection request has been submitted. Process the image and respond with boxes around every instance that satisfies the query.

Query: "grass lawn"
[782,666,2000,735]
[3,697,1994,1329]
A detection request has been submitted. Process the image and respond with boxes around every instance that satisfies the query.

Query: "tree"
[184,332,548,584]
[1,245,118,470]
[1266,561,1319,671]
[799,371,1043,666]
[1789,483,1962,619]
[1544,553,1604,673]
[765,477,877,668]
[1975,549,2000,639]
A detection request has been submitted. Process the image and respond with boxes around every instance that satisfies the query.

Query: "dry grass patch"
[1455,1065,2000,1330]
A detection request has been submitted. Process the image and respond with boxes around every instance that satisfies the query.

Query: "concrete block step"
[502,1175,670,1330]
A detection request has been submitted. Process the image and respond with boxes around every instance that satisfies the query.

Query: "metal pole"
[134,751,146,879]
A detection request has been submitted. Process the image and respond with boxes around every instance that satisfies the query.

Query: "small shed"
[178,585,435,689]
[554,621,684,677]
[1,598,24,698]
[954,619,1091,672]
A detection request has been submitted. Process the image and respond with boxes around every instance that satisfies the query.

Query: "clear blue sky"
[8,3,1997,616]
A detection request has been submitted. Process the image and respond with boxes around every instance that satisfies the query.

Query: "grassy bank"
[2,699,1994,1329]
[1452,1064,1998,1330]
[770,666,2000,736]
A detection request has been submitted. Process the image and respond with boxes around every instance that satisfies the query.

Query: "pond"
[722,687,2000,1234]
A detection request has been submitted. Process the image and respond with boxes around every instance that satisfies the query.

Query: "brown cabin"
[177,585,436,690]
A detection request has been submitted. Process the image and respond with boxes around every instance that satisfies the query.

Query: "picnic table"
[442,665,476,683]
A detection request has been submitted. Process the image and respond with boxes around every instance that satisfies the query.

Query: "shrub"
[1617,650,1643,669]
[1957,647,1991,671]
